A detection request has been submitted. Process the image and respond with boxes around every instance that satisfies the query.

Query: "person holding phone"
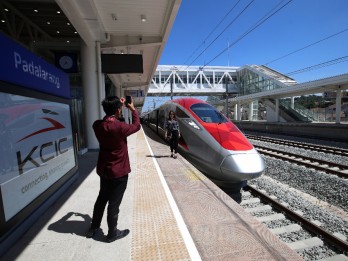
[86,95,140,243]
[125,95,132,105]
[164,110,180,159]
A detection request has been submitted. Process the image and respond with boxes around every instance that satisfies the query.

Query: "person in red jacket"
[86,95,140,243]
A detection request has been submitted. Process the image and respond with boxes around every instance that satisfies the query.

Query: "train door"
[158,107,166,136]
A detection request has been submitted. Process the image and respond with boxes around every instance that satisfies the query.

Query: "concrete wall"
[233,121,348,142]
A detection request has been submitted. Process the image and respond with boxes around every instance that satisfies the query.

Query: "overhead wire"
[203,0,294,68]
[167,0,292,90]
[169,0,246,87]
[168,0,345,95]
[179,0,292,73]
[181,0,242,68]
[183,0,255,70]
[198,1,347,78]
[263,28,348,66]
[285,56,348,76]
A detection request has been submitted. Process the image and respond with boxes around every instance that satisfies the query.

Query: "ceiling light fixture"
[141,15,147,22]
[34,9,38,13]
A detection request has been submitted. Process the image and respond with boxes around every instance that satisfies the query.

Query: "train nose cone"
[220,152,265,181]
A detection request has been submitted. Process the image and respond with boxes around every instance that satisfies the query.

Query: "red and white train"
[142,97,265,195]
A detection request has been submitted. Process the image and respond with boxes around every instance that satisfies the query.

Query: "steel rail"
[244,185,348,252]
[254,145,348,179]
[246,134,348,157]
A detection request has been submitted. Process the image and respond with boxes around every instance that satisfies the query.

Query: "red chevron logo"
[17,117,65,143]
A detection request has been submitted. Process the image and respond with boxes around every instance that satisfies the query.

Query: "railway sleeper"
[316,254,348,261]
[241,187,348,259]
[287,237,324,251]
[270,224,302,235]
[240,197,260,205]
[257,213,286,222]
[245,205,272,213]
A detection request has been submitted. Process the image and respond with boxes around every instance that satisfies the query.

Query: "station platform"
[2,125,303,261]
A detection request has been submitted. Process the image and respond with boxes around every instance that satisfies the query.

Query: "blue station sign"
[0,33,70,99]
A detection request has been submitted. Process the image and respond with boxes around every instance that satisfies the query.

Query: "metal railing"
[280,99,319,122]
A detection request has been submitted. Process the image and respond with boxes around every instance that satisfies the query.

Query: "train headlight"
[220,153,265,180]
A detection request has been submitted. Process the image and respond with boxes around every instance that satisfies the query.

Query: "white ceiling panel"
[95,0,169,36]
[56,0,181,109]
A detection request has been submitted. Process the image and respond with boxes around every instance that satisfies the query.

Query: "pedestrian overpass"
[147,65,348,124]
[148,65,239,96]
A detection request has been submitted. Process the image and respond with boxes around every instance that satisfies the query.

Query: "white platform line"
[143,129,202,261]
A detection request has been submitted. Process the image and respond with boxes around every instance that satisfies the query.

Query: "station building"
[0,0,347,255]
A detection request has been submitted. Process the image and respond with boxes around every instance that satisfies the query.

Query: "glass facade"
[237,68,282,95]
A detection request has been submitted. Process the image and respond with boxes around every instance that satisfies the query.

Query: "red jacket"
[93,110,140,179]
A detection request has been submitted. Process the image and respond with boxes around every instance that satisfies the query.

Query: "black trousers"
[91,175,128,234]
[169,130,179,153]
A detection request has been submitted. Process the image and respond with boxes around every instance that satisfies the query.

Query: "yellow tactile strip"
[131,129,191,261]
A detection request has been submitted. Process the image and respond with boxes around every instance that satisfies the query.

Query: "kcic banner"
[0,33,70,99]
[0,93,76,221]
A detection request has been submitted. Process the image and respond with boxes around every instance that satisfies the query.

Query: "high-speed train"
[142,97,265,193]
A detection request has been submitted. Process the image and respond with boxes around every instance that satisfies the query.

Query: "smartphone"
[125,95,131,105]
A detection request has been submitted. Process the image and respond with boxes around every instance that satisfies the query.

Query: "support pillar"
[335,89,342,124]
[96,42,105,119]
[81,42,99,149]
[234,104,238,121]
[237,103,242,121]
[275,98,280,122]
[291,96,295,109]
[225,76,228,116]
[248,101,253,121]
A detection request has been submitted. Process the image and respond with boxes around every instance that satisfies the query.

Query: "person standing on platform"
[86,95,140,243]
[164,110,180,159]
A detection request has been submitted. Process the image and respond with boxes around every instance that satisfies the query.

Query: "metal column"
[335,88,342,124]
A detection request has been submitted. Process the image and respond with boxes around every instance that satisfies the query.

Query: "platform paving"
[2,128,192,261]
[2,126,303,260]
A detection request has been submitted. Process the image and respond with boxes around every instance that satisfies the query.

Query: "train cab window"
[191,103,228,123]
[175,107,189,118]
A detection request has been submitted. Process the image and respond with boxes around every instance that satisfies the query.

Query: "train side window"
[175,107,189,118]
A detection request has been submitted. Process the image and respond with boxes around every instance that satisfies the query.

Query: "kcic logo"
[16,109,69,175]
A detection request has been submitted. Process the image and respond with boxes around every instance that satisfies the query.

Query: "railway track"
[241,185,348,260]
[254,144,348,179]
[232,133,348,259]
[246,134,348,157]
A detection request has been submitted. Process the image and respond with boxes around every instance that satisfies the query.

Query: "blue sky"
[144,0,348,112]
[159,0,348,83]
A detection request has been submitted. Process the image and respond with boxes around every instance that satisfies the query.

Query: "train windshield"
[191,103,227,123]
